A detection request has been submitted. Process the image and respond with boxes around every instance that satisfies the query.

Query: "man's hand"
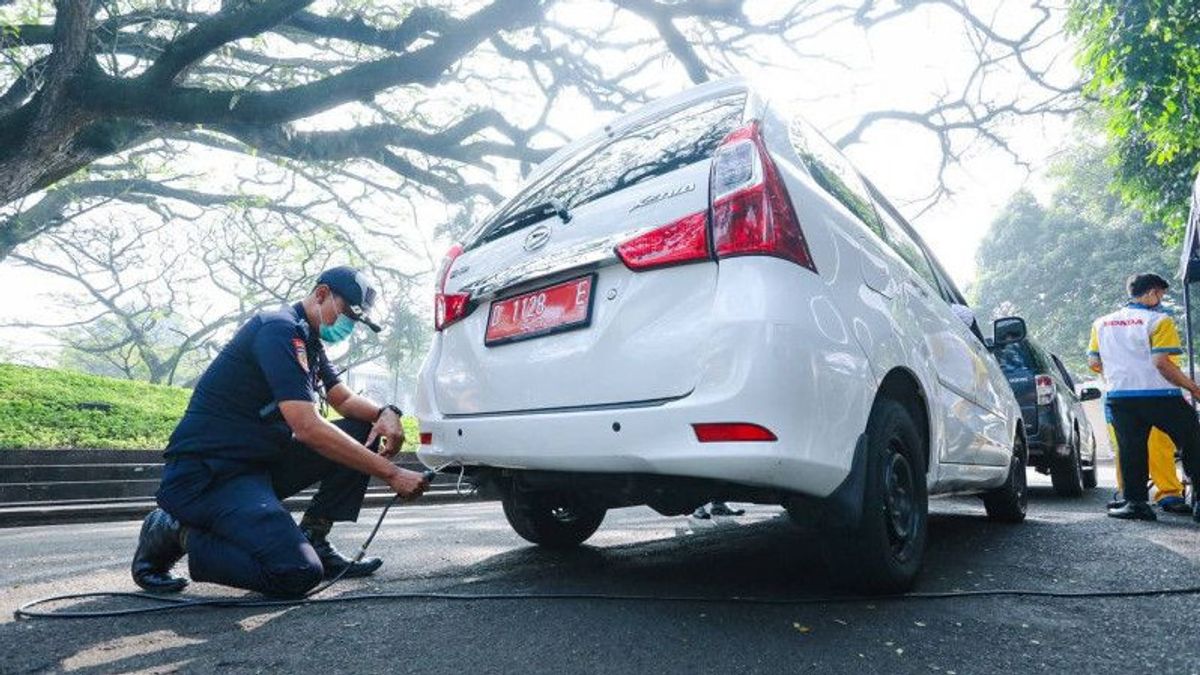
[280,400,412,488]
[386,467,430,500]
[367,407,405,458]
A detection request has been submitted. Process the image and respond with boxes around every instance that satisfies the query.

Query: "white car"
[416,77,1027,593]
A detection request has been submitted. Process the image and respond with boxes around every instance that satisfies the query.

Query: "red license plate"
[485,275,595,346]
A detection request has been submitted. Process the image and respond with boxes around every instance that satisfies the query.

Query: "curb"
[0,489,490,529]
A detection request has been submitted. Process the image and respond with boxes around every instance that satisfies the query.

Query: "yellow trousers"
[1108,424,1185,501]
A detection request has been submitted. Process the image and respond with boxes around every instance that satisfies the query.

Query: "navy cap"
[316,266,381,333]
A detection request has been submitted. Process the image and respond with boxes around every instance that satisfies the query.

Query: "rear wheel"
[821,398,928,595]
[984,433,1028,523]
[501,488,606,549]
[1050,430,1085,497]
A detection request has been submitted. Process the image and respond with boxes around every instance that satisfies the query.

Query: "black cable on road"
[15,584,1200,620]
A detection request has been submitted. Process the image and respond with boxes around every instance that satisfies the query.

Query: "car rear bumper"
[417,395,851,497]
[1026,408,1065,464]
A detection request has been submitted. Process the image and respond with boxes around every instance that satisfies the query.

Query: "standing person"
[1087,273,1200,522]
[130,266,430,597]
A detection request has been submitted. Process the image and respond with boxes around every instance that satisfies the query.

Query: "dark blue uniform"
[156,303,373,597]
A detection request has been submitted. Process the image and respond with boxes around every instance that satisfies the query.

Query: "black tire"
[1050,430,1084,497]
[821,398,928,595]
[501,488,606,549]
[1081,433,1098,490]
[984,433,1028,523]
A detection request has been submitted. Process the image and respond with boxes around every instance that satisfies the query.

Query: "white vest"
[1089,304,1183,397]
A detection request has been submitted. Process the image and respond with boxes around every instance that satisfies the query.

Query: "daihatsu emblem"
[524,225,552,252]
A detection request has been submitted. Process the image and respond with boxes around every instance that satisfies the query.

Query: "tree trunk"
[0,0,96,203]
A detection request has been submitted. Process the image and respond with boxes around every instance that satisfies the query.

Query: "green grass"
[0,363,190,449]
[0,363,421,452]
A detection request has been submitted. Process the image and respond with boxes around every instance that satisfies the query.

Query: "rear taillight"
[419,432,432,446]
[692,423,778,443]
[434,244,472,331]
[616,211,709,271]
[710,121,816,271]
[1035,374,1054,406]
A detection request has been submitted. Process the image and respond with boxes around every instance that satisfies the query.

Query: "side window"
[871,194,941,292]
[1051,354,1076,391]
[1030,344,1052,373]
[787,116,885,239]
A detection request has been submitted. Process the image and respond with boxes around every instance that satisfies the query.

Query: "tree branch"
[141,0,315,85]
[79,0,542,126]
[282,7,454,53]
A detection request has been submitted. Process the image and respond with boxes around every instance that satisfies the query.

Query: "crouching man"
[131,266,429,597]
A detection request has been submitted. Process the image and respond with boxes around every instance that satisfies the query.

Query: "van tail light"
[420,432,433,446]
[616,211,709,271]
[710,121,816,271]
[693,423,778,443]
[434,244,472,331]
[1035,374,1054,406]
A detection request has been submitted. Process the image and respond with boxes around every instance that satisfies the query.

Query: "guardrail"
[0,450,482,528]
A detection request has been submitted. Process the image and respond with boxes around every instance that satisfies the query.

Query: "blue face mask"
[318,300,356,344]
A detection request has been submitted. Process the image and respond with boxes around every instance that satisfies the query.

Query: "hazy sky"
[0,1,1082,359]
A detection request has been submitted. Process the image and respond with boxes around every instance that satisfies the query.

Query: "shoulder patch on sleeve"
[292,338,309,373]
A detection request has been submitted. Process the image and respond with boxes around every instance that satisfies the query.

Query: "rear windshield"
[993,341,1037,375]
[466,91,747,249]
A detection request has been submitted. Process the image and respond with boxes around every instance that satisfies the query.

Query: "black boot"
[302,526,383,579]
[1107,500,1157,521]
[131,508,188,593]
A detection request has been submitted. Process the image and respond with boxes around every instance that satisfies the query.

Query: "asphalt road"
[1,466,1198,675]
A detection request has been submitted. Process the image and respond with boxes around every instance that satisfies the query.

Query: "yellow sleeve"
[1087,324,1100,358]
[1150,316,1184,355]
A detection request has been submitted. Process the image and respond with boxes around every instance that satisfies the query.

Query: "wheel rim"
[883,443,918,561]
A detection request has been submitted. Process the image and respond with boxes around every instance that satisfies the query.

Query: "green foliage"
[0,362,189,449]
[1069,0,1200,238]
[0,363,421,451]
[973,142,1175,377]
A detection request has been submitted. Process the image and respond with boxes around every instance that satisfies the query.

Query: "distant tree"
[1069,0,1200,237]
[6,208,418,385]
[973,140,1175,376]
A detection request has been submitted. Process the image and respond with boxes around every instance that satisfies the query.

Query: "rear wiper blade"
[487,199,572,239]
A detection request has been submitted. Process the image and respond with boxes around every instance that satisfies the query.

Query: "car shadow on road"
[436,505,1080,602]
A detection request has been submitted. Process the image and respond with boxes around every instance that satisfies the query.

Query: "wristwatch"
[375,403,403,421]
